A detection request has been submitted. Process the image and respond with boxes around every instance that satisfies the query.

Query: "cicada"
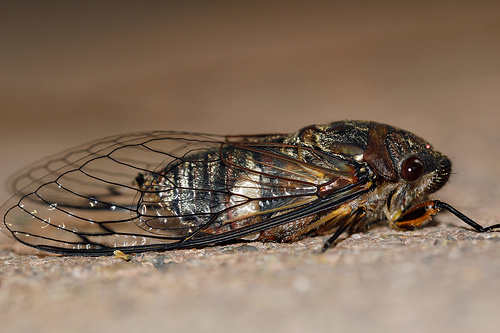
[1,120,498,255]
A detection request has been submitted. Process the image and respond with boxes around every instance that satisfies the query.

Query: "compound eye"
[401,156,424,182]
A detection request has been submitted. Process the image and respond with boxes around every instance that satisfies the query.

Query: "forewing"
[1,132,365,255]
[1,132,222,254]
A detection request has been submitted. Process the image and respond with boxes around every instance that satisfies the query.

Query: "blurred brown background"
[0,1,499,333]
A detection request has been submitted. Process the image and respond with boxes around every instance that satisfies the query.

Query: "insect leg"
[321,222,349,253]
[394,200,500,232]
[321,206,366,252]
[434,201,500,232]
[393,200,440,229]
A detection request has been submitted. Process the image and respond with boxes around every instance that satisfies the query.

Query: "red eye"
[401,156,424,182]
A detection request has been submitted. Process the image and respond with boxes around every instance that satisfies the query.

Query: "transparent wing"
[0,131,369,255]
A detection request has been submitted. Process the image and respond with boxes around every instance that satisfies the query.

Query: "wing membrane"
[1,132,368,255]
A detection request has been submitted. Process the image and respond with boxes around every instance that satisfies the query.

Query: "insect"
[1,120,498,256]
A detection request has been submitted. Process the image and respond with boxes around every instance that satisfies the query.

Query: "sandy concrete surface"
[0,2,499,332]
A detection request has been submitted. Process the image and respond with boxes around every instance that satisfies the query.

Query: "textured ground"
[0,2,499,333]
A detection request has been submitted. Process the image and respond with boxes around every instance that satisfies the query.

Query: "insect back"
[0,121,498,255]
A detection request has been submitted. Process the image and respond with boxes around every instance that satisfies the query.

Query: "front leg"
[394,200,500,232]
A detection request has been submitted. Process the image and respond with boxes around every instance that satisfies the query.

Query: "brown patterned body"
[1,120,495,256]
